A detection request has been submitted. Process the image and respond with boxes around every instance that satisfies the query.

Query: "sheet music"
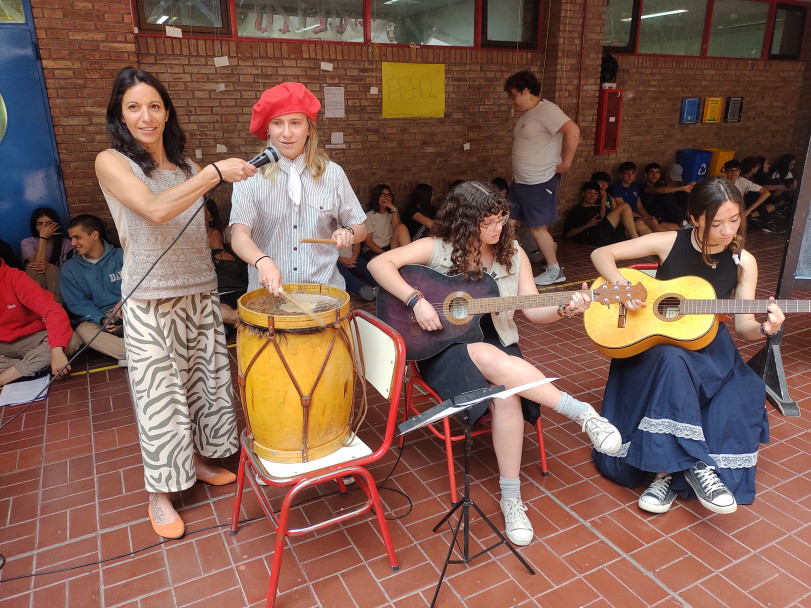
[399,378,557,435]
[0,375,50,407]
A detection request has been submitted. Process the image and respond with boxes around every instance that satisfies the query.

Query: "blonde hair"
[259,117,329,181]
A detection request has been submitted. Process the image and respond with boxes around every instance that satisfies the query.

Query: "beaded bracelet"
[405,290,424,308]
[760,323,774,338]
[557,303,576,318]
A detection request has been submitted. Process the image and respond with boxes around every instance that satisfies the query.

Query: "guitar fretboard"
[468,292,577,315]
[681,300,811,314]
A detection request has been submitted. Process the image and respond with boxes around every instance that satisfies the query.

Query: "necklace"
[692,229,722,269]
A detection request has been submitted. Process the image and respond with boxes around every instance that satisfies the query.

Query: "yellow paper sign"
[382,62,445,118]
[702,97,722,123]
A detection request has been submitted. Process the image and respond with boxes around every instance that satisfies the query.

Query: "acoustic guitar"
[583,267,811,358]
[376,265,646,361]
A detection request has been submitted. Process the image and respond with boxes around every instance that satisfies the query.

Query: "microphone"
[249,147,280,168]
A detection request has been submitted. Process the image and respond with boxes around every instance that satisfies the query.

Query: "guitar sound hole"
[447,298,470,321]
[657,296,683,321]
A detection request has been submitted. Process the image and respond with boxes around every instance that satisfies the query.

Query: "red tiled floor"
[1,229,810,607]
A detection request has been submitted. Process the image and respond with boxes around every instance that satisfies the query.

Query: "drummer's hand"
[331,227,354,249]
[566,282,591,314]
[762,297,785,335]
[413,298,442,331]
[256,256,282,296]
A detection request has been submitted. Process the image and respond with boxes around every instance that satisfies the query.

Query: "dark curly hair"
[432,181,515,278]
[105,66,191,177]
[368,183,393,213]
[687,177,746,267]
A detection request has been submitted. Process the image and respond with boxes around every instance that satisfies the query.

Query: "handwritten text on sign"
[382,62,445,118]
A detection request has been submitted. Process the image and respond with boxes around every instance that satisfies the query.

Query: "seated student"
[591,171,652,236]
[59,214,127,365]
[590,177,783,516]
[0,253,81,387]
[721,160,780,234]
[204,199,248,327]
[564,181,640,246]
[336,241,378,301]
[640,163,691,230]
[368,181,621,546]
[362,184,410,260]
[403,183,436,241]
[607,162,662,232]
[741,156,786,220]
[769,154,797,212]
[20,207,73,303]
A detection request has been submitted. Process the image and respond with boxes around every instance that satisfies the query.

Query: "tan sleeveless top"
[427,238,522,346]
[101,150,216,300]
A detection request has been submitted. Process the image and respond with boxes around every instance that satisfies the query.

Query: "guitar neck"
[683,300,811,314]
[468,292,575,315]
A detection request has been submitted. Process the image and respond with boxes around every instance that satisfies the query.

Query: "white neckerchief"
[280,156,305,206]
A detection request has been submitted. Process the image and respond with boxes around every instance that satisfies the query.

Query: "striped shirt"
[229,155,366,291]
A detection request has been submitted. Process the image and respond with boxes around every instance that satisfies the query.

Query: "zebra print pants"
[123,291,239,493]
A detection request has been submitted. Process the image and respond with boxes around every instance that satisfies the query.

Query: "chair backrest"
[350,310,403,399]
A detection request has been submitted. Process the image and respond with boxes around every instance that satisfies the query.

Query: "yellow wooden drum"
[236,284,354,463]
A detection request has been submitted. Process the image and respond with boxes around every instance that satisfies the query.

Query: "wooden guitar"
[376,265,646,361]
[583,267,811,358]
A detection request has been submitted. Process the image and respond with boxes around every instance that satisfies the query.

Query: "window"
[604,0,639,51]
[708,0,770,58]
[770,3,807,59]
[637,0,707,56]
[135,0,228,33]
[134,0,538,48]
[236,1,364,41]
[0,0,25,23]
[370,0,474,46]
[481,0,540,49]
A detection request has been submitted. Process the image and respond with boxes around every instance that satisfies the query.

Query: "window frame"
[603,0,807,60]
[132,0,544,51]
[768,1,808,60]
[133,0,230,35]
[480,0,542,50]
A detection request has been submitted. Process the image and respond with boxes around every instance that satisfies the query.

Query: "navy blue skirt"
[592,324,769,504]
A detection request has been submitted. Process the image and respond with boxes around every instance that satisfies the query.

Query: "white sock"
[499,476,521,502]
[554,392,589,422]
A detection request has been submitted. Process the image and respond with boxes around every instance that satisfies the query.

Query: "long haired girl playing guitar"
[590,176,785,515]
[368,181,621,547]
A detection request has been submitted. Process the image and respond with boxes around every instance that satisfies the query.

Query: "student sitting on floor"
[0,253,81,388]
[721,160,780,234]
[59,214,127,365]
[639,163,691,230]
[606,161,661,233]
[564,181,640,246]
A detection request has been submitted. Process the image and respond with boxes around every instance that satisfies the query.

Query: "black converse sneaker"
[638,475,676,514]
[684,461,737,514]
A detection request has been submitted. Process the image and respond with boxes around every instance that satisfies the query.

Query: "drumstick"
[300,238,338,244]
[277,287,326,328]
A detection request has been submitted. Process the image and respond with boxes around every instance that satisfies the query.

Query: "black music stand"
[399,386,535,607]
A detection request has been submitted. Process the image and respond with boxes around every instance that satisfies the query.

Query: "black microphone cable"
[0,148,279,432]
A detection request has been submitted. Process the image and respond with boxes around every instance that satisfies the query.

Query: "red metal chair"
[229,310,406,608]
[401,360,548,504]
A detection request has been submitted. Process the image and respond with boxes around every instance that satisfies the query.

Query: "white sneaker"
[579,406,622,455]
[117,359,129,368]
[534,266,566,286]
[500,497,534,546]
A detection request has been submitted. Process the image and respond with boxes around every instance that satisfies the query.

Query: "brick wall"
[31,0,137,222]
[30,2,809,235]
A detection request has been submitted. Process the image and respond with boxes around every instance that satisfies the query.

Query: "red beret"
[249,83,321,140]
